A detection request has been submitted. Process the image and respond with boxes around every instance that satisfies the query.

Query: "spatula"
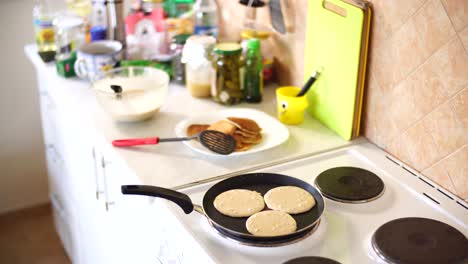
[296,70,320,97]
[112,130,237,155]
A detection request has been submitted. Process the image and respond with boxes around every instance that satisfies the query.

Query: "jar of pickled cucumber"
[211,43,244,105]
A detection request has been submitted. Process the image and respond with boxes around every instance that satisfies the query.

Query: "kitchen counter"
[25,44,358,190]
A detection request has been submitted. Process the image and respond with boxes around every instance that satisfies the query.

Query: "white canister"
[181,35,216,97]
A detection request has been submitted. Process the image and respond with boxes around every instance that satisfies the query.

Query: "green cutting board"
[304,0,364,140]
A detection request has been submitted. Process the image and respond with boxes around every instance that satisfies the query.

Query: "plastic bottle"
[244,39,263,103]
[90,0,107,41]
[193,0,219,37]
[33,0,56,62]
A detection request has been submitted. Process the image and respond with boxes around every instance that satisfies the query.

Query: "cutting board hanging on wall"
[304,0,371,140]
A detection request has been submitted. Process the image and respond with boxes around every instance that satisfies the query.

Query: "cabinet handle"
[40,91,56,109]
[92,148,104,200]
[50,193,66,219]
[101,156,115,212]
[46,144,62,163]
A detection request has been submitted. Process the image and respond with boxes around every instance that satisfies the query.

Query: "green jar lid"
[247,38,261,51]
[214,43,242,55]
[172,34,191,45]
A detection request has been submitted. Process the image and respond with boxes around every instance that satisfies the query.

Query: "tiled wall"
[363,0,468,201]
[218,0,467,200]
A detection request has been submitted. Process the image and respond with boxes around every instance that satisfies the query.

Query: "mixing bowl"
[92,66,169,122]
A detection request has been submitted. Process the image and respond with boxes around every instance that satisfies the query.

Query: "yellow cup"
[276,86,309,125]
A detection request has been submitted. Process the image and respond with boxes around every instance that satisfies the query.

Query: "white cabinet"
[40,97,164,263]
[33,60,211,264]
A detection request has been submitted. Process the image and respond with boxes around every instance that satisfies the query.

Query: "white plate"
[175,108,290,156]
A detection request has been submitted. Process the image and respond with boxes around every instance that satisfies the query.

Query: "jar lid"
[186,35,217,47]
[214,43,242,55]
[172,34,191,45]
[53,15,83,30]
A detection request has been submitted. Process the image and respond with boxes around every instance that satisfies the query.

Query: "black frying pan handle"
[121,185,194,214]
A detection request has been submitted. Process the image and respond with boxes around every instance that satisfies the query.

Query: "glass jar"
[181,35,216,97]
[170,34,190,84]
[211,43,243,105]
[53,13,85,77]
[53,13,85,58]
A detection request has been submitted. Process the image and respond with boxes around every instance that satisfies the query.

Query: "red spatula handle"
[112,137,160,147]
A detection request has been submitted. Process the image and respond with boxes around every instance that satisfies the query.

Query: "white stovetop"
[25,44,355,189]
[165,143,468,264]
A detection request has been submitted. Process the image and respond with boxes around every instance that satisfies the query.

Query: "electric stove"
[162,142,468,264]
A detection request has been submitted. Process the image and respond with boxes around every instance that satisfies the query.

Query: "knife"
[269,0,286,34]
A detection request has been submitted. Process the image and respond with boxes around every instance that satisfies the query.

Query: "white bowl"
[92,66,169,122]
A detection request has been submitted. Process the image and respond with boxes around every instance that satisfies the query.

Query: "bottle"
[171,34,191,84]
[33,0,56,62]
[244,39,263,103]
[193,0,219,37]
[89,0,107,41]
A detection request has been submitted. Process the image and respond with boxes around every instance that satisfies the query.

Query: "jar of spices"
[170,34,191,84]
[181,35,216,97]
[212,43,244,105]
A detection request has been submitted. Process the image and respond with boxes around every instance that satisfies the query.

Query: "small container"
[170,34,191,84]
[56,51,77,78]
[276,86,309,125]
[211,43,243,105]
[181,35,216,97]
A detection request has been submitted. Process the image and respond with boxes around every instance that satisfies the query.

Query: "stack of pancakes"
[187,117,262,152]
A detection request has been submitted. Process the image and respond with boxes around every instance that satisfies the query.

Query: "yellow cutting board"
[304,0,365,140]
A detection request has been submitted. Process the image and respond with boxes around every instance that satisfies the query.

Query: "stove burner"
[283,256,341,264]
[372,217,468,264]
[315,167,384,203]
[210,220,320,247]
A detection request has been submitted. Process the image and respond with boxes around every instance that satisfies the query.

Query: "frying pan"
[122,173,325,243]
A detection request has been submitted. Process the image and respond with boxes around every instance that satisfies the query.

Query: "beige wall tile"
[412,37,468,101]
[413,0,456,57]
[422,103,467,157]
[373,18,424,91]
[441,0,468,31]
[368,0,427,43]
[371,36,467,146]
[441,145,468,198]
[386,136,403,159]
[450,88,468,129]
[373,0,455,91]
[362,73,387,146]
[398,122,443,170]
[460,26,468,52]
[383,78,423,142]
[422,162,456,193]
[408,71,447,117]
